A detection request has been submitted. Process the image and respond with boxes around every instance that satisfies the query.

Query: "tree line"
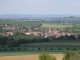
[48,34,79,40]
[0,33,49,47]
[0,33,80,47]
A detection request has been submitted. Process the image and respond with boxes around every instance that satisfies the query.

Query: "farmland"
[0,40,80,54]
[0,19,41,27]
[0,54,63,60]
[0,19,73,29]
[41,23,72,28]
[0,19,80,60]
[0,40,79,60]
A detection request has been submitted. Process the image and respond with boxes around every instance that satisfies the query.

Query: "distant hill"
[0,14,70,19]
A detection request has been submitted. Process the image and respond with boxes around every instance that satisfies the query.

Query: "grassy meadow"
[41,23,72,28]
[0,20,80,60]
[0,40,80,56]
[0,19,41,27]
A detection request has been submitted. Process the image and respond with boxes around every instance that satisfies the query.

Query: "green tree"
[39,53,56,60]
[63,51,77,60]
[7,37,17,46]
[0,36,8,47]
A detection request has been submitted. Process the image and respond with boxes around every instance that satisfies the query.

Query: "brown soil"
[0,54,64,60]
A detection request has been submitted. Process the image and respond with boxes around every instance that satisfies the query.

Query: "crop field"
[0,19,41,27]
[0,40,79,60]
[0,40,80,53]
[0,54,63,60]
[41,23,72,28]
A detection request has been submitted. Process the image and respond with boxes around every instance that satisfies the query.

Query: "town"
[0,23,78,39]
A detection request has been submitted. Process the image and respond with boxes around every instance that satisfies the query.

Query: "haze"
[0,0,80,15]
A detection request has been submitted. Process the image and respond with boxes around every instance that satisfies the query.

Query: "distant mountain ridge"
[0,14,71,19]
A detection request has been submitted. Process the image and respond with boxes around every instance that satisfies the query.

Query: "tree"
[68,35,75,39]
[0,26,3,32]
[0,36,8,47]
[39,53,56,60]
[7,37,17,46]
[63,51,77,60]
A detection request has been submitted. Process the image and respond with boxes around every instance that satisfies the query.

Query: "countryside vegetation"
[0,17,80,60]
[39,51,80,60]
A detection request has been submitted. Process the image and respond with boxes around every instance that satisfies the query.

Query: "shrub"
[4,48,7,51]
[66,48,70,50]
[38,48,41,50]
[73,48,77,50]
[17,48,20,50]
[45,48,47,50]
[11,48,14,51]
[63,51,77,60]
[24,48,26,50]
[39,52,56,60]
[57,47,61,50]
[31,49,34,50]
[50,48,53,50]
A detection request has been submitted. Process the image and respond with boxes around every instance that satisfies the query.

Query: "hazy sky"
[0,0,80,15]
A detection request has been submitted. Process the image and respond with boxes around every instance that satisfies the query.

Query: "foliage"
[63,51,78,60]
[0,35,8,47]
[48,34,76,41]
[39,53,56,60]
[0,33,49,47]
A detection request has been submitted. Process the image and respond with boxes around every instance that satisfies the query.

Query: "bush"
[24,48,26,50]
[11,48,14,51]
[73,48,77,50]
[38,48,41,50]
[63,51,77,60]
[45,48,47,50]
[57,47,61,50]
[4,48,7,51]
[39,52,56,60]
[31,49,34,50]
[66,48,70,50]
[50,48,53,50]
[17,48,20,50]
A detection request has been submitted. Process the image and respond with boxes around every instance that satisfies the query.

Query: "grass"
[0,19,41,27]
[0,51,66,56]
[0,51,44,56]
[41,23,72,28]
[0,43,80,54]
[0,50,77,56]
[0,40,80,51]
[0,40,80,56]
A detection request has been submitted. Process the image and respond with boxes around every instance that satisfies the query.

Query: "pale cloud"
[26,0,35,4]
[71,0,80,5]
[0,0,80,15]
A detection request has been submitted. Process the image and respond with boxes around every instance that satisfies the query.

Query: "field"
[0,19,41,27]
[41,23,72,28]
[0,41,80,60]
[0,40,80,52]
[0,54,63,60]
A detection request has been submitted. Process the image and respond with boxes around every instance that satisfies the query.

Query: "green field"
[0,40,80,51]
[0,40,80,56]
[0,50,64,56]
[41,23,72,28]
[0,19,41,27]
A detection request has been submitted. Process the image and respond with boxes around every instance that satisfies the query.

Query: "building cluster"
[0,24,77,38]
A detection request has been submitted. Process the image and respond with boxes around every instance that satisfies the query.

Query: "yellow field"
[0,54,63,60]
[41,23,72,28]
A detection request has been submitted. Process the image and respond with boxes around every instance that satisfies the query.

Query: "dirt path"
[0,54,64,60]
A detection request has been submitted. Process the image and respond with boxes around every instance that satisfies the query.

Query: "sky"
[0,0,80,15]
